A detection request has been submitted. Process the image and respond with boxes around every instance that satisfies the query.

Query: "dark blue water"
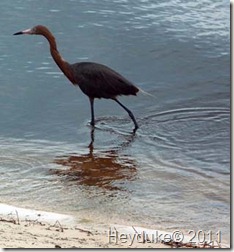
[0,0,230,244]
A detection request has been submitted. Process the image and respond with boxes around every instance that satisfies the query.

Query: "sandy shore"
[0,203,229,248]
[0,203,166,248]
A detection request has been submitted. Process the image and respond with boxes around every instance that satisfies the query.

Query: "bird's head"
[13,25,51,36]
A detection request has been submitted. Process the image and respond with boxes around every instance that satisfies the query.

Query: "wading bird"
[14,25,139,131]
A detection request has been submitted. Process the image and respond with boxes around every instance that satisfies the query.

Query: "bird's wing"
[71,62,138,99]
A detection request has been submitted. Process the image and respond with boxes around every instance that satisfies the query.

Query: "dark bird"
[14,25,139,131]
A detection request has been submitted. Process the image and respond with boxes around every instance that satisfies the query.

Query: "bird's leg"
[88,128,95,152]
[89,97,95,127]
[113,98,139,131]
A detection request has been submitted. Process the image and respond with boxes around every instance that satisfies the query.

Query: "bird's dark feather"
[70,62,139,99]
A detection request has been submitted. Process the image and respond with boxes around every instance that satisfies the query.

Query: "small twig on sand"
[0,211,20,225]
[74,227,93,236]
[161,240,220,248]
[24,217,45,227]
[0,217,17,224]
[47,220,65,232]
[15,210,20,225]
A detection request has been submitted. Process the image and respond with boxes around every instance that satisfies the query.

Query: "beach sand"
[0,203,166,248]
[0,203,228,248]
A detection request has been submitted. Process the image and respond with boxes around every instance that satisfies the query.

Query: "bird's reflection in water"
[51,129,137,191]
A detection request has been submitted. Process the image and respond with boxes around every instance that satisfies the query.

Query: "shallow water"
[0,0,230,244]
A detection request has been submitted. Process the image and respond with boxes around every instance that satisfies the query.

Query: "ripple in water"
[136,106,229,180]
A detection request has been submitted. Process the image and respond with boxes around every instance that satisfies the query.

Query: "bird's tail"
[138,87,156,98]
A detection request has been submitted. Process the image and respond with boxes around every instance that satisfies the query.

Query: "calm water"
[0,0,230,244]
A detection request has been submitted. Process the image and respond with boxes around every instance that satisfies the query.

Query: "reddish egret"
[14,25,139,131]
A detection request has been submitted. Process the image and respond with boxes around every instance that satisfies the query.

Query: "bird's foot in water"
[133,125,139,134]
[90,120,95,127]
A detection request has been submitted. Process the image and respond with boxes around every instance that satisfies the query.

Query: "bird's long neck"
[41,30,75,84]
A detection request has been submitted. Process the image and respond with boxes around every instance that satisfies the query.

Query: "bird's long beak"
[13,28,32,35]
